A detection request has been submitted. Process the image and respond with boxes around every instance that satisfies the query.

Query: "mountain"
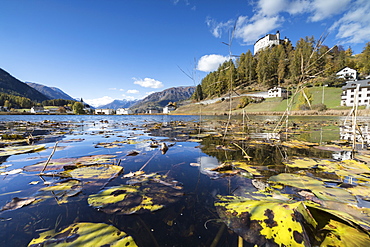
[130,86,195,113]
[98,99,139,109]
[26,82,75,101]
[0,68,49,102]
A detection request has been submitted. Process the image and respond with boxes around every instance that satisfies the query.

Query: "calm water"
[0,114,368,246]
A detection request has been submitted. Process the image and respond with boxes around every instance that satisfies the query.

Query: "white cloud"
[146,91,156,95]
[126,89,139,94]
[121,94,137,100]
[84,96,115,108]
[258,0,287,16]
[133,77,164,88]
[309,0,350,22]
[197,54,229,72]
[235,15,282,44]
[330,0,370,44]
[206,16,234,38]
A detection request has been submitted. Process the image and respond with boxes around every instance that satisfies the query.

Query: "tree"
[296,88,313,110]
[194,84,203,101]
[72,102,85,114]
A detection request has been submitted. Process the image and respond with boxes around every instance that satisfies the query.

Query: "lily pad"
[24,154,116,172]
[1,197,36,212]
[88,177,183,215]
[59,164,123,180]
[27,222,137,246]
[215,195,313,246]
[320,219,370,246]
[269,173,324,191]
[36,179,82,204]
[0,144,45,157]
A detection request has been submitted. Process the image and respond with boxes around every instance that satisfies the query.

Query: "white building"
[116,108,132,115]
[254,31,289,55]
[267,87,288,98]
[95,109,114,115]
[163,104,176,114]
[341,79,370,106]
[336,67,358,80]
[30,106,44,113]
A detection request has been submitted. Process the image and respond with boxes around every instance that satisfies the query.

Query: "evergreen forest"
[194,37,370,100]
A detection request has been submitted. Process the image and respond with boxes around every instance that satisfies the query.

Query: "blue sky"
[1,0,369,107]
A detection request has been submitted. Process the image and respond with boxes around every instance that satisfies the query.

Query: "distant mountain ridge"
[26,82,75,101]
[0,68,49,102]
[130,86,195,113]
[98,99,139,109]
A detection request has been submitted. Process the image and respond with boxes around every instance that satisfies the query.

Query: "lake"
[0,114,370,246]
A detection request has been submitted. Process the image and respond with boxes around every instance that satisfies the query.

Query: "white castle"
[254,31,289,55]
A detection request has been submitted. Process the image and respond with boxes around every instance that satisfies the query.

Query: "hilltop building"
[254,31,289,55]
[267,87,288,98]
[341,79,370,106]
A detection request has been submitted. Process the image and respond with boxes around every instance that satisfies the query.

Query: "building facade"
[254,31,289,55]
[95,109,114,115]
[116,108,132,115]
[341,79,370,106]
[336,67,358,80]
[267,87,288,98]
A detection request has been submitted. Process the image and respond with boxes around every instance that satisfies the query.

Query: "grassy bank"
[174,86,366,116]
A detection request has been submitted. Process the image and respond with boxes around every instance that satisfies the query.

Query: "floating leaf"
[88,178,183,215]
[27,222,137,247]
[0,168,23,175]
[24,154,116,172]
[36,179,82,204]
[269,173,324,191]
[232,161,262,176]
[0,144,45,157]
[284,157,318,169]
[60,164,123,180]
[1,197,36,211]
[320,219,370,246]
[215,196,313,246]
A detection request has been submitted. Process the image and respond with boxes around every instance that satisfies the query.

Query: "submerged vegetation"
[0,115,370,246]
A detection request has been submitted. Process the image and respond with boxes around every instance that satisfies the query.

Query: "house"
[163,103,176,114]
[267,87,288,98]
[147,109,160,114]
[254,31,289,55]
[95,109,114,115]
[340,79,370,106]
[336,67,358,80]
[30,106,44,113]
[116,108,132,115]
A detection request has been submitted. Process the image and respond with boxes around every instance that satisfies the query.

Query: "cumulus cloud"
[206,0,367,46]
[84,96,115,108]
[121,94,137,100]
[206,16,234,38]
[235,15,282,44]
[126,89,139,94]
[197,54,229,72]
[309,0,350,22]
[133,77,164,88]
[330,0,370,44]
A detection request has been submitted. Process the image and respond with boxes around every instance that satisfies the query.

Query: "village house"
[163,103,176,114]
[95,109,114,115]
[267,87,288,98]
[116,108,132,115]
[254,31,289,55]
[147,109,160,114]
[341,79,370,107]
[336,67,358,80]
[30,106,44,113]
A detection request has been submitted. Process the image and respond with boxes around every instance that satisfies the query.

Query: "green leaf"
[0,144,45,157]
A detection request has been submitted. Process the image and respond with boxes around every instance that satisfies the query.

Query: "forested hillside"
[194,37,370,100]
